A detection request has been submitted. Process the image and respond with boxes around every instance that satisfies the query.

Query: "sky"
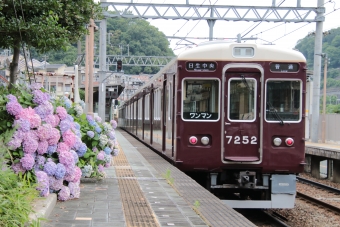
[102,0,340,55]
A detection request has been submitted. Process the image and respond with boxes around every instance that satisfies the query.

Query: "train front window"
[182,79,219,121]
[265,80,302,122]
[228,78,256,121]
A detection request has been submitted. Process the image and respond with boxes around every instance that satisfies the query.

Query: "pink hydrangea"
[37,124,52,141]
[56,106,67,120]
[37,140,49,155]
[48,128,61,146]
[57,142,70,153]
[72,167,82,183]
[58,150,75,168]
[97,151,105,161]
[98,164,104,172]
[62,130,76,148]
[58,186,70,201]
[20,154,35,170]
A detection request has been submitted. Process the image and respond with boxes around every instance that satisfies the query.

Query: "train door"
[223,64,263,163]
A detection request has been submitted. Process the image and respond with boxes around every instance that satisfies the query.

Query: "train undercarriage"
[187,170,297,209]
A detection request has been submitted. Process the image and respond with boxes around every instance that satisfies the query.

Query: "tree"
[0,0,102,88]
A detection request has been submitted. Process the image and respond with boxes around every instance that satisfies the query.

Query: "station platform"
[306,141,340,159]
[42,129,255,227]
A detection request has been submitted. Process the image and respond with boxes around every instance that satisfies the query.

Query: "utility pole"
[321,53,329,143]
[88,19,95,114]
[310,0,325,143]
[98,19,107,121]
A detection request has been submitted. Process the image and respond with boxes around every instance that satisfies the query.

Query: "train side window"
[182,79,220,121]
[265,80,302,123]
[228,78,256,121]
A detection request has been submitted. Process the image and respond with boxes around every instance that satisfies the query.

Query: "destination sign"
[270,63,299,72]
[186,62,217,72]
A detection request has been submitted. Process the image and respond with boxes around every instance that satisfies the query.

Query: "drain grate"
[114,148,160,227]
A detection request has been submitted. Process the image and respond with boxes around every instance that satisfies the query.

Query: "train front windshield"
[182,79,219,121]
[265,80,302,122]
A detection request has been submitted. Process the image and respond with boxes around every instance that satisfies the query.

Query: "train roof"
[177,41,306,62]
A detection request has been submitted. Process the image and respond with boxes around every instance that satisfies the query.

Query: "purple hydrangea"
[7,137,22,150]
[35,155,46,166]
[36,171,50,197]
[97,151,105,161]
[70,150,79,164]
[6,94,18,102]
[13,119,30,132]
[58,186,70,201]
[87,131,95,138]
[69,182,80,199]
[55,163,66,180]
[110,120,117,129]
[47,128,61,146]
[86,115,94,122]
[107,130,115,140]
[98,164,104,172]
[104,147,112,155]
[113,148,119,156]
[43,159,57,176]
[23,137,39,154]
[72,137,82,151]
[59,119,71,134]
[94,116,102,122]
[76,143,87,157]
[32,90,50,105]
[34,102,54,119]
[6,100,23,116]
[74,122,81,130]
[49,176,63,191]
[30,82,43,90]
[11,162,26,174]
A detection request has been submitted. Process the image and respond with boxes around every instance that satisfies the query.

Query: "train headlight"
[201,136,209,145]
[189,136,198,145]
[273,137,282,146]
[285,138,294,146]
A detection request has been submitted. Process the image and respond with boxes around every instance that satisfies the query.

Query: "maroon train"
[118,41,306,208]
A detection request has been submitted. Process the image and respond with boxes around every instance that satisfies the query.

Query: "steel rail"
[297,176,340,194]
[297,192,340,214]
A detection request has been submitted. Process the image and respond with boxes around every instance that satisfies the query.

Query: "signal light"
[285,138,294,146]
[189,136,198,145]
[117,60,122,72]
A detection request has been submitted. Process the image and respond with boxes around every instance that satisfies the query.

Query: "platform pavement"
[40,130,212,227]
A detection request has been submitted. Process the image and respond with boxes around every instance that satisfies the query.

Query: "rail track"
[297,176,340,194]
[236,209,290,227]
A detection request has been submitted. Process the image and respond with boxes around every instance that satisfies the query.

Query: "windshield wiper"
[267,101,284,125]
[241,75,252,92]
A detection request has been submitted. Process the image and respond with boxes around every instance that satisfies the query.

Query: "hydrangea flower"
[74,105,83,117]
[58,186,70,201]
[23,138,38,154]
[99,134,108,147]
[113,149,119,156]
[76,143,87,157]
[36,171,50,197]
[81,165,93,178]
[59,150,75,168]
[95,126,102,133]
[95,116,102,122]
[44,159,57,176]
[104,147,112,155]
[7,137,22,150]
[34,102,54,119]
[56,106,68,120]
[55,163,66,180]
[87,131,95,138]
[97,150,105,160]
[49,176,63,191]
[13,119,30,132]
[32,89,50,105]
[30,82,43,90]
[62,130,77,148]
[70,150,79,164]
[57,142,70,153]
[37,141,49,155]
[69,182,80,199]
[47,145,58,155]
[104,154,112,165]
[59,119,71,133]
[11,162,26,174]
[110,120,117,129]
[6,99,23,116]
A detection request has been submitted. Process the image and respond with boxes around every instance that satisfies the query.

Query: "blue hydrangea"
[81,165,93,178]
[47,145,57,155]
[55,163,66,180]
[43,160,57,176]
[88,120,96,126]
[87,131,95,138]
[95,126,102,133]
[76,143,87,157]
[74,122,81,130]
[104,147,112,155]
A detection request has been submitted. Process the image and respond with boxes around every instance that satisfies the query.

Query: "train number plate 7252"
[225,136,257,144]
